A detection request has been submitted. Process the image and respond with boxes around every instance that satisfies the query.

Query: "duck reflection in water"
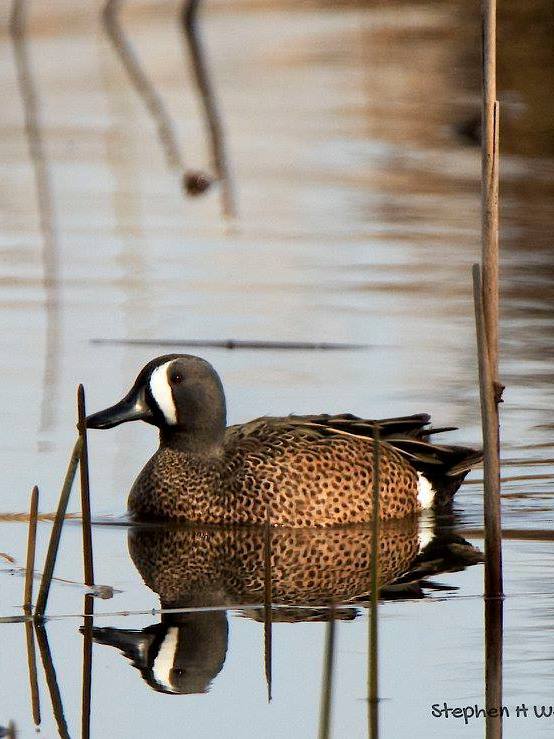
[87,518,483,695]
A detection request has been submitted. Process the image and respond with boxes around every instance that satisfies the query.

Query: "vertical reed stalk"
[481,0,499,381]
[77,385,94,587]
[473,266,503,595]
[474,265,504,738]
[368,425,380,737]
[479,0,503,599]
[318,606,336,739]
[24,485,39,612]
[263,511,273,703]
[35,438,83,619]
[24,486,41,725]
[478,4,503,730]
[81,594,94,739]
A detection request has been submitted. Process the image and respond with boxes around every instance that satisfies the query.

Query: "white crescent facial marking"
[417,472,435,510]
[152,627,180,693]
[150,361,178,425]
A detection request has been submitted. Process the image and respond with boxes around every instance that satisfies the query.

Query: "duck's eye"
[171,372,183,385]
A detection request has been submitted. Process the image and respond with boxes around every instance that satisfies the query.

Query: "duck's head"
[86,354,227,449]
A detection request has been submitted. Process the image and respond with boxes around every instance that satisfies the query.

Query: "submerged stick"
[35,438,83,619]
[368,425,380,737]
[473,264,503,597]
[92,337,367,351]
[24,485,39,611]
[181,0,237,218]
[318,606,336,739]
[77,385,95,587]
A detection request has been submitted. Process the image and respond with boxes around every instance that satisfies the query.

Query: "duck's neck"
[159,408,226,455]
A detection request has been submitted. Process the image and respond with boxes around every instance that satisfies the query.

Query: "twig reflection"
[35,624,70,739]
[102,0,185,176]
[180,0,236,218]
[485,595,503,739]
[9,0,61,436]
[24,620,41,726]
[81,594,94,739]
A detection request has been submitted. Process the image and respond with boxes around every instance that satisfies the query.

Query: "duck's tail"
[384,434,483,507]
[284,412,482,507]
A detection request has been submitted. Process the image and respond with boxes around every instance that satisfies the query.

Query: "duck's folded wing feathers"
[226,412,454,445]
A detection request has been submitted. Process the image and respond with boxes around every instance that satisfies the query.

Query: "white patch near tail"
[150,361,178,425]
[152,627,180,693]
[417,472,435,510]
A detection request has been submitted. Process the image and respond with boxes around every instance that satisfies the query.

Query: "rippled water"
[1,1,553,737]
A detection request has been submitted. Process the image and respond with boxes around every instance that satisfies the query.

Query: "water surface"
[1,1,553,736]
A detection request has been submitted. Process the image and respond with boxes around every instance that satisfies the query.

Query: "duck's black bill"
[86,388,152,429]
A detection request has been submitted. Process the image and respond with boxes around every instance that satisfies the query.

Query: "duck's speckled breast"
[128,429,421,526]
[128,447,226,522]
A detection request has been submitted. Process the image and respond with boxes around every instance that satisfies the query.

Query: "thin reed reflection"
[102,0,186,178]
[318,609,336,739]
[35,624,69,739]
[485,595,504,739]
[180,0,236,217]
[24,620,41,727]
[9,0,61,438]
[81,594,94,739]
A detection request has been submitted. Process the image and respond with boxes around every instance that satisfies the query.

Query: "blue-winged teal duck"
[86,354,482,526]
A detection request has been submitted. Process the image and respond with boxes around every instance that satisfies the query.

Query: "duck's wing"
[226,412,437,443]
[225,412,482,506]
